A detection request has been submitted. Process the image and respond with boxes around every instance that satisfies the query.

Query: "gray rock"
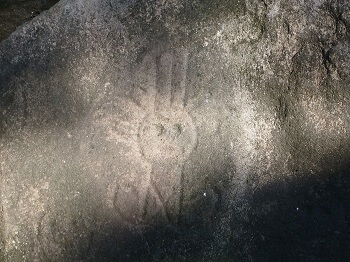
[0,0,350,261]
[0,0,59,42]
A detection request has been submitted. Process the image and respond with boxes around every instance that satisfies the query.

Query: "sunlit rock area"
[0,0,350,261]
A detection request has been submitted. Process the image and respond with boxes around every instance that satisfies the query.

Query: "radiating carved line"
[141,187,150,222]
[132,54,157,111]
[171,49,189,108]
[117,48,196,225]
[178,167,185,225]
[149,175,171,222]
[155,52,173,112]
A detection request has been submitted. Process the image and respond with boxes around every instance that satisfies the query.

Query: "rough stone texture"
[0,0,350,261]
[0,0,59,42]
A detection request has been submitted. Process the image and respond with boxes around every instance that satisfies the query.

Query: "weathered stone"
[0,0,350,261]
[0,0,59,42]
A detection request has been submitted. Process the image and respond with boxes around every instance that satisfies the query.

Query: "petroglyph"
[111,49,197,225]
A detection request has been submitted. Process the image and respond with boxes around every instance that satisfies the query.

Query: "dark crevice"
[319,39,338,76]
[321,47,333,74]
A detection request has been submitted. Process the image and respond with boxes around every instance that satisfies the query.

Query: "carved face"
[138,109,197,162]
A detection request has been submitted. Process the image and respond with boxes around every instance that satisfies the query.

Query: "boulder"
[0,0,350,260]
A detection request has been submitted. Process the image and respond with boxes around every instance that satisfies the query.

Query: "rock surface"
[0,0,59,42]
[0,0,350,261]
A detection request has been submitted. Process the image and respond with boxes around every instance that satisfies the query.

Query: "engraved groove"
[111,48,197,226]
[155,52,173,111]
[149,175,171,222]
[171,49,188,108]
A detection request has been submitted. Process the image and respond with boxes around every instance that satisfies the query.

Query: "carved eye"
[174,123,183,133]
[156,124,165,136]
[169,123,183,139]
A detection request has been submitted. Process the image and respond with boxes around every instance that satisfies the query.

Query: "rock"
[0,0,350,261]
[0,0,59,42]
